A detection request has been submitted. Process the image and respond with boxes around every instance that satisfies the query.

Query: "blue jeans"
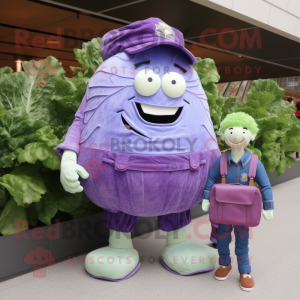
[217,224,251,274]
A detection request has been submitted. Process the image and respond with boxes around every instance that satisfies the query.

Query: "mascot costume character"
[56,18,220,281]
[202,112,274,291]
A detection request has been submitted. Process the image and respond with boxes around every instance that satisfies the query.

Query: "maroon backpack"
[209,152,262,227]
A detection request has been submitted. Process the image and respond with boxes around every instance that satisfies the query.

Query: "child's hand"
[202,199,210,212]
[262,210,273,221]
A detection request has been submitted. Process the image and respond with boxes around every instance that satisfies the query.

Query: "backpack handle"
[248,154,258,186]
[220,152,258,186]
[220,152,227,184]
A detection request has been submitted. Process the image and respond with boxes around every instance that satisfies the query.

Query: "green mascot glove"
[202,199,210,212]
[60,150,89,193]
[262,210,273,221]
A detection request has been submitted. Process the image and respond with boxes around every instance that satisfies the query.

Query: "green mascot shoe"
[161,225,217,275]
[85,230,140,281]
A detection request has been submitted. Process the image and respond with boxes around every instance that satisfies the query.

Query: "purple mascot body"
[57,18,220,281]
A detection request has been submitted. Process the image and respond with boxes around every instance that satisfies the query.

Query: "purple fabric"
[55,42,220,224]
[86,262,141,282]
[77,148,219,216]
[56,47,218,157]
[56,93,88,158]
[104,210,138,232]
[209,184,262,227]
[248,154,258,178]
[56,45,219,159]
[220,152,227,177]
[158,209,191,232]
[220,152,258,178]
[101,17,196,64]
[160,259,215,276]
[210,234,217,244]
[104,209,191,232]
[101,151,206,172]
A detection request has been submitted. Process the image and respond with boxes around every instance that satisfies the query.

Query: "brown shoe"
[240,273,255,291]
[214,265,232,281]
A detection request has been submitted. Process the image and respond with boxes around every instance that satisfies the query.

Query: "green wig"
[219,112,259,134]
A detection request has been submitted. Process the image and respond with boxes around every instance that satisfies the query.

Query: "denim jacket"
[203,150,274,210]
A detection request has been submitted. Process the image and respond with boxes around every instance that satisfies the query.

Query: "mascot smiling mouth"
[135,103,183,124]
[121,103,183,137]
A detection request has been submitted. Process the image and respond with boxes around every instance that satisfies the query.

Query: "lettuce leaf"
[68,193,102,219]
[51,75,88,126]
[73,37,103,77]
[0,165,47,206]
[249,79,285,103]
[41,171,83,213]
[0,42,104,235]
[0,57,64,126]
[193,57,236,135]
[18,142,60,170]
[193,57,220,86]
[18,126,61,170]
[0,198,28,235]
[30,193,58,226]
[0,107,47,168]
[229,79,300,175]
[0,67,13,75]
[247,145,262,161]
[0,186,7,209]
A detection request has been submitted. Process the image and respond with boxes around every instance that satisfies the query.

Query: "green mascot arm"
[202,199,210,212]
[262,210,273,221]
[60,150,89,194]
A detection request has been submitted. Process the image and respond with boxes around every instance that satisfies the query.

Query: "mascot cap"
[101,17,197,65]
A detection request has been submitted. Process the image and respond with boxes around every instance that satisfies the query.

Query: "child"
[202,112,274,292]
